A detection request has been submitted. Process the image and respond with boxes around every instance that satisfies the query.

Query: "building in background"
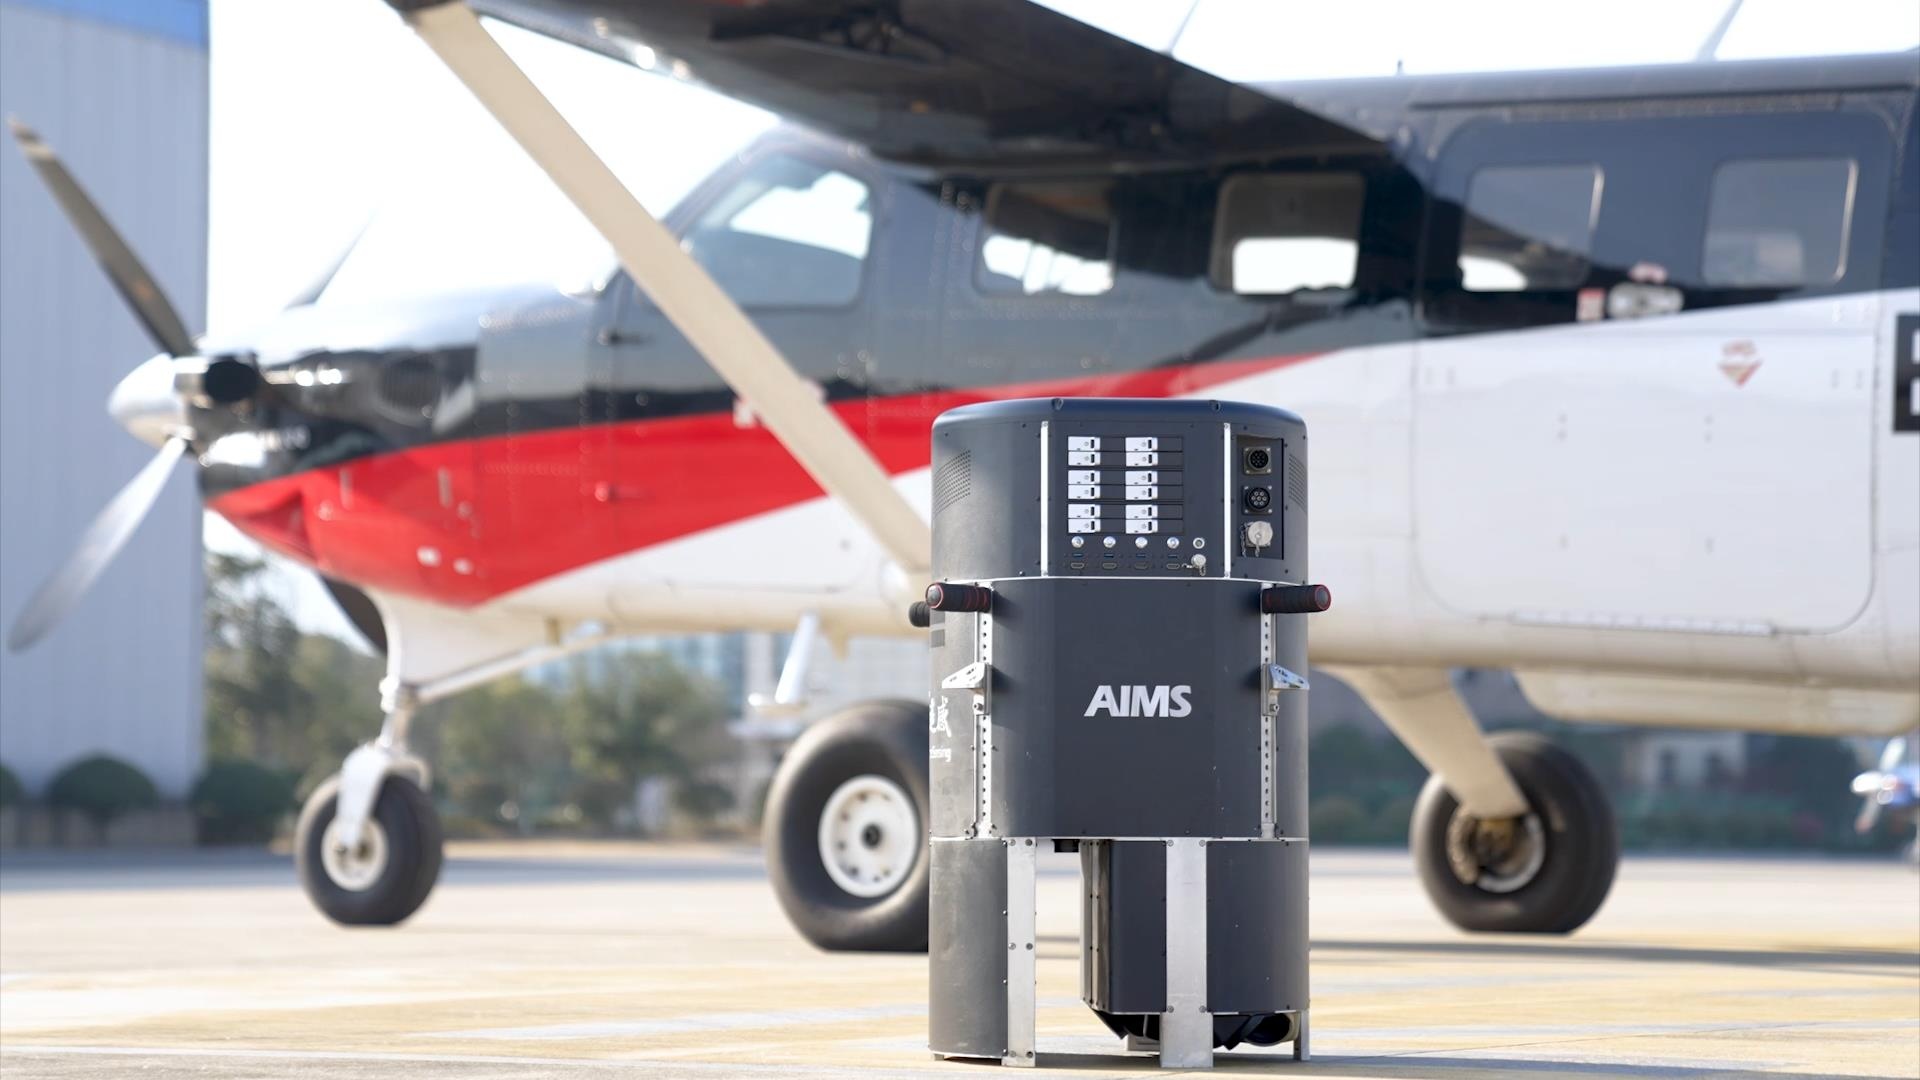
[0,0,207,800]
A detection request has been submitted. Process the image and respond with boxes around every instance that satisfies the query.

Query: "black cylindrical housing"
[926,398,1313,1061]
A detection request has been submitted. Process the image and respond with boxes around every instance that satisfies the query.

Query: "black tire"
[1411,731,1618,934]
[763,700,930,952]
[296,773,443,926]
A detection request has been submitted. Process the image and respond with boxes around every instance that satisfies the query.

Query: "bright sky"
[204,0,1918,642]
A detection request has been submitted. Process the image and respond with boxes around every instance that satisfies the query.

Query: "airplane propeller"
[4,118,210,650]
[1851,736,1910,834]
[3,118,353,652]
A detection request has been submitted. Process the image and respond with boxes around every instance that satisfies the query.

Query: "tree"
[203,553,383,791]
[427,678,574,834]
[48,755,157,833]
[285,633,385,791]
[1743,734,1870,845]
[558,652,733,831]
[204,553,309,765]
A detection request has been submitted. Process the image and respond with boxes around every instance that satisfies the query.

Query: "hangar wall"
[0,0,207,798]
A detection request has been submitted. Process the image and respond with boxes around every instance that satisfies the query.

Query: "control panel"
[928,398,1306,585]
[1052,426,1213,572]
[1046,423,1222,577]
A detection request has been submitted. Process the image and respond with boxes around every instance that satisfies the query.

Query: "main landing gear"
[762,699,932,952]
[1332,667,1620,936]
[759,693,1618,951]
[1409,730,1618,934]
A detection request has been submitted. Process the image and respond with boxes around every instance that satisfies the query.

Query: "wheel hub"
[818,774,919,899]
[320,817,390,892]
[1445,810,1545,894]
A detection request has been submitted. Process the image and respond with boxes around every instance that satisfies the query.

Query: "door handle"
[597,328,652,347]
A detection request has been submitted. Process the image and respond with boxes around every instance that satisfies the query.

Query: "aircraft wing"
[467,0,1375,168]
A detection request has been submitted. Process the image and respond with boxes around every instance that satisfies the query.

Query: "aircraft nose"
[108,353,186,448]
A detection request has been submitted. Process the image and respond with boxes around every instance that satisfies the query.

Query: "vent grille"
[1286,452,1307,509]
[933,450,973,514]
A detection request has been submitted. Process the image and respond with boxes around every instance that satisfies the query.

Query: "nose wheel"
[296,774,443,926]
[1410,731,1618,934]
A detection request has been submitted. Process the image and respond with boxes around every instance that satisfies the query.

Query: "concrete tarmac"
[2,843,1915,1078]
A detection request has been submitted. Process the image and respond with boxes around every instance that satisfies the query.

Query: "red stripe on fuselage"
[209,353,1319,607]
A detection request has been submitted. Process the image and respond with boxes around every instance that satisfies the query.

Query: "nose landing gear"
[295,773,443,926]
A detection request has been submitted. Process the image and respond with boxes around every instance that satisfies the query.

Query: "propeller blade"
[1855,794,1883,834]
[6,436,189,652]
[7,117,196,358]
[283,216,370,310]
[1877,736,1906,774]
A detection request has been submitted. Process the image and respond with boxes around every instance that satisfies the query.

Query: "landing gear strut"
[1410,731,1618,934]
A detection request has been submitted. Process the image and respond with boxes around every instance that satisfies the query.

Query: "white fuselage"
[413,288,1920,737]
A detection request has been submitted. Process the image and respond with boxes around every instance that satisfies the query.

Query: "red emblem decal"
[1719,340,1761,387]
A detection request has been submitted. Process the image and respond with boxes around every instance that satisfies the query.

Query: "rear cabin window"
[975,182,1115,297]
[1212,173,1363,295]
[682,155,872,307]
[1702,157,1856,288]
[1458,164,1601,291]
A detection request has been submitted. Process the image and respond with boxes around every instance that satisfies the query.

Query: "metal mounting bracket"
[942,660,990,691]
[1263,663,1309,714]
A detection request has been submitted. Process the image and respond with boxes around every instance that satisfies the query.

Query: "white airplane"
[6,0,1915,951]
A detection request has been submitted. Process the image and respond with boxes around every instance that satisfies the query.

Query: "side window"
[975,182,1114,297]
[682,155,871,307]
[1212,173,1363,295]
[1703,157,1856,288]
[1458,164,1602,291]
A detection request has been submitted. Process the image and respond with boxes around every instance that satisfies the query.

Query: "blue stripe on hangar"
[2,0,207,48]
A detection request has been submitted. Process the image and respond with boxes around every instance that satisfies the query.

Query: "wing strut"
[387,1,931,578]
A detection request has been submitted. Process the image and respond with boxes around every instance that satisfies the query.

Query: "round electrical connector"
[1244,445,1272,473]
[1244,486,1273,513]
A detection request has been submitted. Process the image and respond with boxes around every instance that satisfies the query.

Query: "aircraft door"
[599,147,880,597]
[1413,112,1893,634]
